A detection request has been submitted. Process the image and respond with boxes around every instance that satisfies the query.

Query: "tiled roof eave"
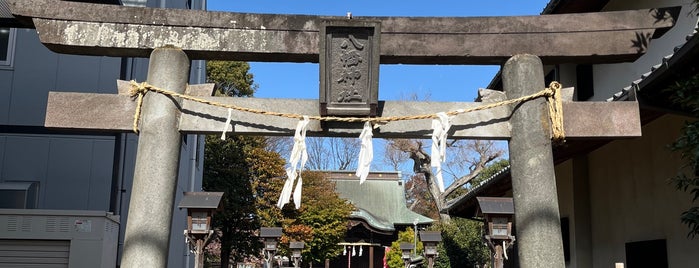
[608,23,699,102]
[442,166,511,214]
[350,209,395,232]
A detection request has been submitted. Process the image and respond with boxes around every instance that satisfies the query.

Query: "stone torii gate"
[7,0,679,267]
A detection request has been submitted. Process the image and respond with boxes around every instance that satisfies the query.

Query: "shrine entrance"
[5,0,680,267]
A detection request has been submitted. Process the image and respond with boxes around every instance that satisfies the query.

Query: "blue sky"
[207,0,551,102]
[205,1,548,180]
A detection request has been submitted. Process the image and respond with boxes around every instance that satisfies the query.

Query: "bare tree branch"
[304,137,360,171]
[383,139,410,171]
[409,199,420,211]
[391,139,505,221]
[306,137,329,170]
[442,140,503,200]
[264,136,292,159]
[330,138,359,170]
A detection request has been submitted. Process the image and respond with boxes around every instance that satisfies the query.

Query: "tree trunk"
[425,171,450,221]
[404,142,451,221]
[220,225,232,268]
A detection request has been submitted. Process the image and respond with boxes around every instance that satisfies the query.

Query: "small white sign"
[74,219,92,232]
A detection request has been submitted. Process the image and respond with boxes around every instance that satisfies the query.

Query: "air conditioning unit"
[0,209,120,267]
[0,182,39,209]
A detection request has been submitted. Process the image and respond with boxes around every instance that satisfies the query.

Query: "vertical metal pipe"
[120,46,190,268]
[504,54,565,267]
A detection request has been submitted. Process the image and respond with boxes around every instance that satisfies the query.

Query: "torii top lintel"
[8,0,679,65]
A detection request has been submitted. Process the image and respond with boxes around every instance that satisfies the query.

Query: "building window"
[576,64,594,101]
[0,27,16,68]
[625,239,668,268]
[561,217,571,262]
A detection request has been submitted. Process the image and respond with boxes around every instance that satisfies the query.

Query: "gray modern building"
[0,0,207,267]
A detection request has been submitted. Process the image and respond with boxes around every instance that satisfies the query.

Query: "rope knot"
[549,81,562,91]
[129,80,150,98]
[546,81,565,144]
[543,81,562,97]
[129,80,152,134]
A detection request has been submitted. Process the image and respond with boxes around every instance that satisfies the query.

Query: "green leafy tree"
[386,227,423,268]
[430,161,508,267]
[260,171,354,267]
[204,135,286,266]
[433,218,489,268]
[470,158,509,187]
[203,60,287,267]
[401,159,507,267]
[665,73,699,238]
[206,60,257,97]
[296,171,354,266]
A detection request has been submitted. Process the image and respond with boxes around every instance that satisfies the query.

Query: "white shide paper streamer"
[355,122,373,184]
[277,116,310,209]
[220,108,233,140]
[430,112,452,192]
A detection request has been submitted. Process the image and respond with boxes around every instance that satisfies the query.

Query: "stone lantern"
[476,197,516,268]
[259,227,282,267]
[289,241,304,268]
[399,242,414,268]
[178,191,224,268]
[419,231,442,268]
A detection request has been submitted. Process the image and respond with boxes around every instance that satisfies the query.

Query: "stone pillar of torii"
[6,0,679,267]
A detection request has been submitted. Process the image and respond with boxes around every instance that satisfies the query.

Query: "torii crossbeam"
[5,0,679,267]
[9,0,677,64]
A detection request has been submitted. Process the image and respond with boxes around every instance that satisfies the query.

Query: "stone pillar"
[504,54,565,267]
[121,46,190,268]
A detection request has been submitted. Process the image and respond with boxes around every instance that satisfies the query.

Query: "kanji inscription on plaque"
[320,19,380,116]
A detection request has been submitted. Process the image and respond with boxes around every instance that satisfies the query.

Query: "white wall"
[591,0,699,101]
[586,115,699,267]
[555,160,575,267]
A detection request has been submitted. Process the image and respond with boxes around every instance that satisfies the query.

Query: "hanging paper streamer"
[355,122,373,184]
[277,116,310,209]
[292,167,304,209]
[430,112,452,192]
[220,108,233,140]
